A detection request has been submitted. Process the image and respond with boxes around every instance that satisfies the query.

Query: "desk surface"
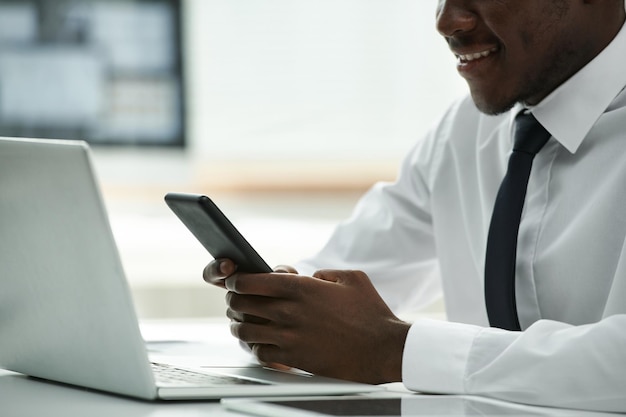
[0,319,614,417]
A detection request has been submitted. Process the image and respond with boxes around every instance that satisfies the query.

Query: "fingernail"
[217,259,236,276]
[217,259,227,275]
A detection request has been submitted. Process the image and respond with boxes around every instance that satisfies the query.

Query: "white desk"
[0,320,614,416]
[1,369,615,417]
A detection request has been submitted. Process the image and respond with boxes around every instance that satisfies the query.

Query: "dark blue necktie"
[484,111,551,331]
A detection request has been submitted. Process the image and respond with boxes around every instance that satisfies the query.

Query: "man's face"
[436,0,597,115]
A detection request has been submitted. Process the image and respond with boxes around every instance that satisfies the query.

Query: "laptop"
[0,136,379,400]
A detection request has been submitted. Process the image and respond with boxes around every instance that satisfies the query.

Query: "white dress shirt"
[296,22,626,412]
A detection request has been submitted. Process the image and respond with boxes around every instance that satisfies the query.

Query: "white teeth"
[457,47,498,63]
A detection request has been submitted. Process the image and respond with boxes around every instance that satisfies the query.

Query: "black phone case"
[165,193,272,273]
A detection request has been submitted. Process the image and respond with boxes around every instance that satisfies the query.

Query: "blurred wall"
[182,0,467,191]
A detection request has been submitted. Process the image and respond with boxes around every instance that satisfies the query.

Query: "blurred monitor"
[0,0,184,147]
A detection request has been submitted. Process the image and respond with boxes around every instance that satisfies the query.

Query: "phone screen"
[266,398,401,416]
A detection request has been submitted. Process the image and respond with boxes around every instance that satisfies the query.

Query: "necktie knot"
[513,112,551,155]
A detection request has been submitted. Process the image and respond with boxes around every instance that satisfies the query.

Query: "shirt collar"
[525,21,626,154]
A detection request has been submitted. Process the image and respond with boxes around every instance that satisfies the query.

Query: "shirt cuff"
[402,319,483,394]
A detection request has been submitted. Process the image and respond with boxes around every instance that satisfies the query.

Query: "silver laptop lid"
[0,137,157,399]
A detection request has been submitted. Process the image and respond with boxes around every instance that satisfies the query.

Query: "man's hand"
[203,259,296,325]
[205,260,410,384]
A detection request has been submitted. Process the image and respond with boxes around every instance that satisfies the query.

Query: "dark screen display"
[268,398,402,416]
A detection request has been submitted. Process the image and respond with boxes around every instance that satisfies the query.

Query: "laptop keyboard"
[151,362,267,387]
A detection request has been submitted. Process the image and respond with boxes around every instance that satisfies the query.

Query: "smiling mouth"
[455,47,499,64]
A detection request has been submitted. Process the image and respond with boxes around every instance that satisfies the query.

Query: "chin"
[470,91,516,116]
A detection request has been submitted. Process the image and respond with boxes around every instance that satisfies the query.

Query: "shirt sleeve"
[295,127,445,315]
[403,316,626,413]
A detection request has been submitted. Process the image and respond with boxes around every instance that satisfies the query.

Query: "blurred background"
[0,0,467,319]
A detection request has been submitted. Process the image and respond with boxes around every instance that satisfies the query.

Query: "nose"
[436,0,477,37]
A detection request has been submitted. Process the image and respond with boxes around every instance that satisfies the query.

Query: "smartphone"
[164,192,272,273]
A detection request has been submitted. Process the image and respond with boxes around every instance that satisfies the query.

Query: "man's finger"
[203,258,237,287]
[224,271,309,298]
[230,321,278,345]
[226,305,270,324]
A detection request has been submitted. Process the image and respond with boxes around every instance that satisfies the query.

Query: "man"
[204,0,626,412]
